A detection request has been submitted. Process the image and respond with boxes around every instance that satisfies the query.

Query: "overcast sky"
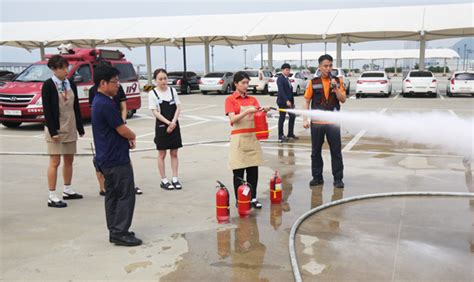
[0,0,470,72]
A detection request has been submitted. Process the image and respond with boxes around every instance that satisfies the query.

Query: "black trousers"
[233,166,258,201]
[278,110,296,138]
[101,162,136,235]
[310,123,344,181]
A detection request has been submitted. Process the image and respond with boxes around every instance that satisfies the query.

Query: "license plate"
[415,86,426,89]
[4,110,22,116]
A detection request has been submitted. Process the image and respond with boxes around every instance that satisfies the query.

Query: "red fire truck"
[0,48,141,128]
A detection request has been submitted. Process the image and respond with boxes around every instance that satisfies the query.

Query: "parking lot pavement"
[0,92,473,280]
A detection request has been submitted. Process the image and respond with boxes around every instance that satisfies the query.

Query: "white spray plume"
[286,109,473,158]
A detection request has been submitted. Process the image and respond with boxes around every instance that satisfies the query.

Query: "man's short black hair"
[281,63,291,70]
[318,54,333,64]
[47,55,69,70]
[93,64,120,86]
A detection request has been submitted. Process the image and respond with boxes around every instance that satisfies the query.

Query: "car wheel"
[356,93,361,99]
[296,86,301,96]
[263,85,268,94]
[346,87,350,96]
[2,121,22,128]
[202,91,208,95]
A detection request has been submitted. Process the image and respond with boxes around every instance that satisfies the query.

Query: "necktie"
[61,81,68,101]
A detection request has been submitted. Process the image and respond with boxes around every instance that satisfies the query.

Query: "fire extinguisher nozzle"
[216,180,226,188]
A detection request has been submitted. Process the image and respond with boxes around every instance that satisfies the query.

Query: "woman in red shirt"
[225,71,270,209]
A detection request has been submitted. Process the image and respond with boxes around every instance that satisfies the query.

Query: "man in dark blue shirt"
[277,63,297,142]
[92,64,141,247]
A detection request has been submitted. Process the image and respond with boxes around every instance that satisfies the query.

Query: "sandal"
[160,182,174,190]
[172,181,182,190]
[251,199,262,209]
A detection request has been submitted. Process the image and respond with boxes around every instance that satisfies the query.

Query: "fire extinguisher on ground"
[216,180,230,224]
[270,171,282,204]
[237,178,252,218]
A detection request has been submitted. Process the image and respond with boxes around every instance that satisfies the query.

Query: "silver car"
[199,72,234,94]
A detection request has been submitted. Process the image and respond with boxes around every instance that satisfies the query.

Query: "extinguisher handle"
[269,107,278,111]
[216,180,226,188]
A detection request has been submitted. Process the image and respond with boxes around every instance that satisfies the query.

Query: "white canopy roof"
[0,3,472,50]
[254,48,460,62]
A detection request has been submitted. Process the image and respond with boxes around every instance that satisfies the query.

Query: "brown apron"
[228,104,263,170]
[45,87,78,143]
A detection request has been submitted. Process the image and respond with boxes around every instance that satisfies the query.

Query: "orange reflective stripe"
[237,200,251,204]
[216,205,229,209]
[231,128,256,135]
[255,130,269,134]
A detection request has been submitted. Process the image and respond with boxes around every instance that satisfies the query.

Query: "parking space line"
[439,94,445,100]
[0,134,42,139]
[342,130,367,153]
[448,109,458,118]
[393,93,400,100]
[342,108,387,153]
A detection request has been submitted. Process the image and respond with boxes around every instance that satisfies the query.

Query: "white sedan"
[268,71,308,96]
[355,71,392,98]
[402,70,438,98]
[447,71,474,97]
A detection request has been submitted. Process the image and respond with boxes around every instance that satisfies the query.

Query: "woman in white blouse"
[148,69,183,190]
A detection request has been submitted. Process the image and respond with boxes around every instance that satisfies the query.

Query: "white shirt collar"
[52,75,70,89]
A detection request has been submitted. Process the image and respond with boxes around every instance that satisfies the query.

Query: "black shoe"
[63,192,83,200]
[251,199,262,209]
[48,199,67,208]
[135,187,143,195]
[109,234,142,246]
[279,136,289,143]
[109,231,135,242]
[333,180,345,189]
[160,182,174,190]
[172,181,182,190]
[287,135,299,140]
[99,191,106,196]
[309,178,324,186]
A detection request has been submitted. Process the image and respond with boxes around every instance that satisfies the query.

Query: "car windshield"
[409,71,433,77]
[14,64,52,82]
[243,71,259,77]
[204,73,224,78]
[361,73,385,78]
[14,64,73,82]
[455,73,474,80]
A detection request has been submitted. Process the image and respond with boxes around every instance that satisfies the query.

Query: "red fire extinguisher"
[216,181,230,224]
[254,109,269,140]
[237,179,252,218]
[270,171,282,204]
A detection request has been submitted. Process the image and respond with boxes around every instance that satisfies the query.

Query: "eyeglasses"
[108,80,120,85]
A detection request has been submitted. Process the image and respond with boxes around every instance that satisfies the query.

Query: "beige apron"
[45,87,78,143]
[228,105,263,170]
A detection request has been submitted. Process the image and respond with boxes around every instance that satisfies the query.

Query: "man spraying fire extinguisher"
[303,54,346,189]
